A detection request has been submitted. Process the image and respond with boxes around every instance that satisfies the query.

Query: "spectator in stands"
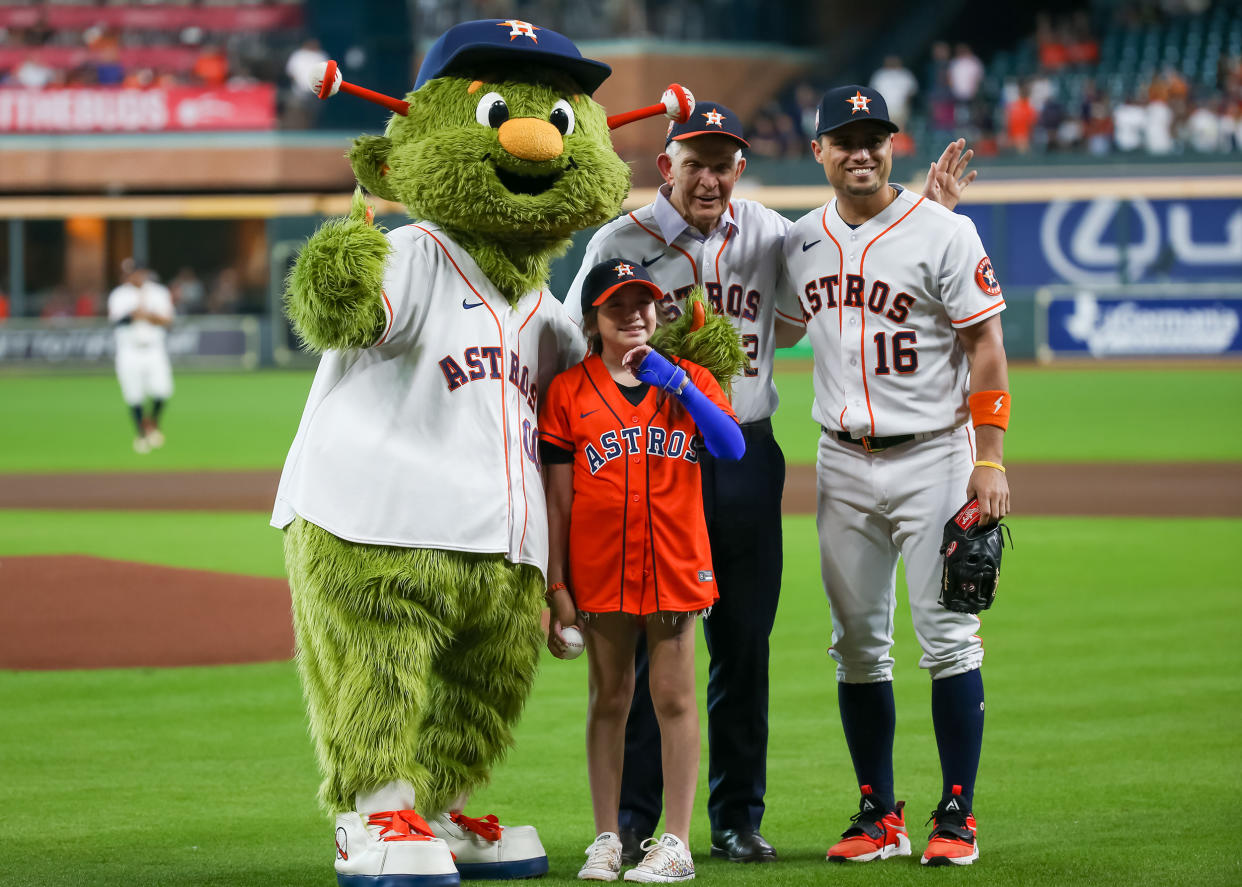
[1081,84,1115,156]
[13,54,54,89]
[0,289,9,323]
[193,44,229,88]
[1067,11,1100,67]
[1113,90,1147,152]
[870,55,919,129]
[1148,65,1188,104]
[769,106,804,157]
[284,38,328,129]
[93,44,125,87]
[207,268,241,314]
[1145,93,1175,154]
[73,290,100,318]
[1035,14,1071,71]
[1183,98,1224,151]
[927,42,958,144]
[170,267,206,314]
[747,112,785,159]
[793,81,821,141]
[1005,82,1038,153]
[947,42,984,105]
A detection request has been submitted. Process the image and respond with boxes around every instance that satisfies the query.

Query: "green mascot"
[270,19,741,887]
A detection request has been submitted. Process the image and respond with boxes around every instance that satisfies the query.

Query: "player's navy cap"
[580,259,664,316]
[814,85,900,137]
[665,100,749,148]
[414,19,612,95]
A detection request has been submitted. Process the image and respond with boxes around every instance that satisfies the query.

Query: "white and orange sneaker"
[428,809,549,880]
[826,785,912,863]
[334,780,459,886]
[921,786,979,866]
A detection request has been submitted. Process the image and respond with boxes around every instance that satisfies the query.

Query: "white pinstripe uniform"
[565,192,804,425]
[272,221,583,570]
[107,279,175,405]
[782,187,1005,682]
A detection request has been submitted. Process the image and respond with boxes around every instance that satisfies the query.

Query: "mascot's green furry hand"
[285,188,390,353]
[650,286,746,395]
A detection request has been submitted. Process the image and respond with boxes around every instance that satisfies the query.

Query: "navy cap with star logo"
[414,19,612,94]
[580,258,665,316]
[814,85,900,137]
[664,100,749,148]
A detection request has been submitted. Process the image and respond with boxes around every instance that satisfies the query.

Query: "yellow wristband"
[974,460,1006,473]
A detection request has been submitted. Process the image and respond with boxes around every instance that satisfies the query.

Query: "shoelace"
[584,836,621,869]
[925,808,972,841]
[367,809,435,841]
[450,811,502,841]
[636,837,689,873]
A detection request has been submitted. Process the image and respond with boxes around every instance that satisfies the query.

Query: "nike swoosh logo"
[462,299,484,309]
[641,254,664,267]
[802,240,821,252]
[580,409,598,418]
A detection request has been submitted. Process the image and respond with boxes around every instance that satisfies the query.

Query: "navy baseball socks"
[828,682,909,862]
[924,669,985,865]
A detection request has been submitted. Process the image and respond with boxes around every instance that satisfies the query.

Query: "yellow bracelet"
[974,460,1006,473]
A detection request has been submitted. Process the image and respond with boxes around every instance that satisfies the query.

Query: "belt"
[823,426,918,453]
[739,417,773,437]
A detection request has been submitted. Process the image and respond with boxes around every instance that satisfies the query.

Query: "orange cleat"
[826,785,911,863]
[921,785,979,866]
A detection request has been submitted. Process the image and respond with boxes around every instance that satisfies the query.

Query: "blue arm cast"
[635,351,746,461]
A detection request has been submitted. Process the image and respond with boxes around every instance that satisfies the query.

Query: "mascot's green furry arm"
[270,19,665,885]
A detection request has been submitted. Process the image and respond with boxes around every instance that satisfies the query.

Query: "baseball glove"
[938,498,1012,614]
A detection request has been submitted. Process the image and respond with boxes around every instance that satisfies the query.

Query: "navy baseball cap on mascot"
[414,18,612,93]
[814,84,900,136]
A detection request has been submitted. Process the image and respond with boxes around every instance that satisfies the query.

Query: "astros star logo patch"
[499,19,539,42]
[614,262,635,277]
[703,109,725,127]
[847,90,872,114]
[974,256,1002,296]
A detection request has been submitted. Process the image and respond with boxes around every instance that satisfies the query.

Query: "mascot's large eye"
[475,92,509,128]
[549,99,575,135]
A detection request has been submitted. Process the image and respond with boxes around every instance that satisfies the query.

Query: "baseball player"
[541,259,744,883]
[564,100,977,865]
[781,85,1010,867]
[106,258,174,453]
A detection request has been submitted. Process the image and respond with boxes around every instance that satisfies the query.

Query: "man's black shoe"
[710,829,778,863]
[619,828,650,865]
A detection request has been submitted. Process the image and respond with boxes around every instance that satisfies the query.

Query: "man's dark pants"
[618,420,785,836]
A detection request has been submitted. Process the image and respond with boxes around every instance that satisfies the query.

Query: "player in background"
[565,100,977,864]
[782,85,1010,867]
[541,260,744,883]
[106,258,174,454]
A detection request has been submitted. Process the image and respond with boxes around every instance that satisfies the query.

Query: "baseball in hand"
[560,625,585,660]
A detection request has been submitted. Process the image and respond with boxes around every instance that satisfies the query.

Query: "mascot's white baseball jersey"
[107,277,175,404]
[272,222,584,569]
[783,187,1005,679]
[566,194,803,424]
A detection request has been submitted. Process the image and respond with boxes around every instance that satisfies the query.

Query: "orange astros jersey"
[539,354,734,616]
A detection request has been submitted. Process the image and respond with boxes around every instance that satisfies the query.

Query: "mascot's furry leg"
[285,518,550,881]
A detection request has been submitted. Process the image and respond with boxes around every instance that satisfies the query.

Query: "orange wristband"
[969,390,1010,430]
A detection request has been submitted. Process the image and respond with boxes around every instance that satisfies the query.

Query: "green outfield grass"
[3,515,1240,886]
[1,365,1239,473]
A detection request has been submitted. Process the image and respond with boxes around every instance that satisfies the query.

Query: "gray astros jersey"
[783,188,1004,436]
[272,221,584,570]
[566,194,803,424]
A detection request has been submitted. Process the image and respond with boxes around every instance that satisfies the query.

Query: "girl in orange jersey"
[539,259,744,883]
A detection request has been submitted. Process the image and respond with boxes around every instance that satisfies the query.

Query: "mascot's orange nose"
[497,118,563,162]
